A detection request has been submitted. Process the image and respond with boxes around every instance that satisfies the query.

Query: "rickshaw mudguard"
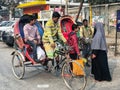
[11,51,15,55]
[11,50,26,62]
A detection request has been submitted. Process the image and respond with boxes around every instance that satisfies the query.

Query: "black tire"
[12,51,25,79]
[62,60,87,90]
[2,31,6,42]
[5,36,14,47]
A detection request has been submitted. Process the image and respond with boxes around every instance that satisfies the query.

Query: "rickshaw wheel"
[12,51,25,79]
[62,60,87,90]
[51,51,65,76]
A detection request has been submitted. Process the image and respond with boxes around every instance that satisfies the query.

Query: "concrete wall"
[84,4,120,35]
[85,4,120,26]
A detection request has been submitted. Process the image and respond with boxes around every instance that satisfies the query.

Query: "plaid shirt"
[23,23,40,42]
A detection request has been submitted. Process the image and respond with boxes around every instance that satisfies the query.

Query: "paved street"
[0,42,120,90]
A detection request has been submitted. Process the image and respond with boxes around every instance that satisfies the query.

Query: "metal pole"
[105,4,109,34]
[75,0,84,22]
[9,9,12,20]
[65,0,68,15]
[115,27,117,56]
[114,10,120,56]
[89,3,92,26]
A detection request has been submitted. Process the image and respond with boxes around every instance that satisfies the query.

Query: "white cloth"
[37,46,46,60]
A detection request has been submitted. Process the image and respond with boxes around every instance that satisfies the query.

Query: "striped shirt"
[42,19,66,44]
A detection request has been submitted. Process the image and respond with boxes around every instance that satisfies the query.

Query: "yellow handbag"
[72,58,86,76]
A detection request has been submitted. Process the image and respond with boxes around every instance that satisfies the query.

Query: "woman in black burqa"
[91,22,112,81]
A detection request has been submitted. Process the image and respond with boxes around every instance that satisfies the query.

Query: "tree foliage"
[0,0,24,7]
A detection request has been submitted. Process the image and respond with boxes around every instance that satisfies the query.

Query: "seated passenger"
[23,15,41,63]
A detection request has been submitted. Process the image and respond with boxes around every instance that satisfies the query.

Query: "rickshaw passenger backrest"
[14,20,26,39]
[14,21,20,35]
[66,19,73,33]
[61,17,74,40]
[19,22,25,38]
[14,21,25,49]
[61,18,73,33]
[62,21,67,32]
[35,21,44,37]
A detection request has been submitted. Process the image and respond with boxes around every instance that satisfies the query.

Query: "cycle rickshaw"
[11,15,87,90]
